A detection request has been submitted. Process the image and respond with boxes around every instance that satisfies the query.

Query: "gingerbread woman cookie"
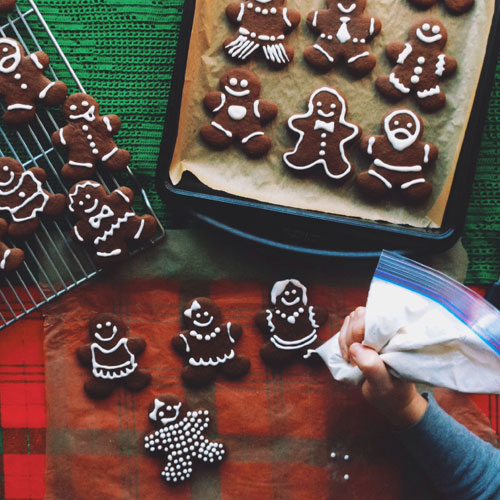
[201,68,278,158]
[0,38,67,126]
[144,394,226,484]
[0,0,16,13]
[224,0,300,66]
[51,93,130,181]
[172,298,250,387]
[357,109,438,203]
[77,313,151,399]
[0,218,24,273]
[68,181,157,264]
[283,87,360,181]
[408,0,474,15]
[376,19,457,112]
[304,0,382,76]
[255,279,329,367]
[0,157,66,239]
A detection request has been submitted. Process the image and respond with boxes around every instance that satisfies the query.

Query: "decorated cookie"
[376,19,457,112]
[0,158,66,239]
[51,93,130,181]
[304,0,382,76]
[68,181,157,265]
[283,87,360,181]
[357,109,438,203]
[201,68,278,158]
[224,0,301,66]
[0,218,24,273]
[0,0,16,13]
[172,298,250,387]
[255,279,329,366]
[408,0,474,15]
[0,38,67,126]
[144,394,226,484]
[76,313,151,399]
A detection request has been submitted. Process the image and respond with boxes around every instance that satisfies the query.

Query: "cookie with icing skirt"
[224,0,301,66]
[144,394,226,484]
[304,0,382,76]
[0,157,66,239]
[0,38,67,126]
[172,298,250,387]
[357,109,438,203]
[0,0,16,13]
[255,279,329,367]
[408,0,474,15]
[68,181,157,265]
[201,68,278,158]
[376,19,457,112]
[0,218,24,273]
[76,313,151,399]
[283,87,361,181]
[51,93,130,181]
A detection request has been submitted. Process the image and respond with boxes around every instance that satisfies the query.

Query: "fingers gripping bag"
[315,251,500,393]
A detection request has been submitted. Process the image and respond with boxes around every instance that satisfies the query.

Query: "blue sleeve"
[395,393,500,500]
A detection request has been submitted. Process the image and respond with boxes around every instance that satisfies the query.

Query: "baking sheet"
[169,0,495,228]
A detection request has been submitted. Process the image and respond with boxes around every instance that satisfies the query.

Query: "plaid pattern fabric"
[41,277,497,500]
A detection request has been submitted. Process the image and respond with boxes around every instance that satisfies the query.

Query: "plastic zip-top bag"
[315,251,500,394]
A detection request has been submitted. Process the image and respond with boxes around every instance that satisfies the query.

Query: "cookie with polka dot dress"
[52,93,131,181]
[144,394,226,485]
[0,37,67,126]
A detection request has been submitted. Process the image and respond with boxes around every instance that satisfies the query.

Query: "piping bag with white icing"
[313,251,500,394]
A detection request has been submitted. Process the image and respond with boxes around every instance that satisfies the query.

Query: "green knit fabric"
[19,0,500,283]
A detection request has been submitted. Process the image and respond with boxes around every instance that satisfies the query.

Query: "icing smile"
[95,325,117,342]
[161,402,182,425]
[318,110,335,118]
[69,105,96,122]
[416,29,442,44]
[255,0,272,3]
[84,198,99,214]
[0,171,14,186]
[337,2,356,13]
[193,316,214,327]
[225,86,250,97]
[281,296,300,307]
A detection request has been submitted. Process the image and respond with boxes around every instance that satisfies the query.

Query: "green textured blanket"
[30,0,499,284]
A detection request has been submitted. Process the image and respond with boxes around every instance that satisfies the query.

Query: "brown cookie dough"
[144,394,226,484]
[283,87,361,181]
[357,109,438,203]
[304,0,382,76]
[0,37,67,126]
[76,313,151,399]
[408,0,474,15]
[376,19,457,112]
[0,0,16,13]
[68,180,157,265]
[171,297,250,387]
[0,218,24,272]
[255,279,329,367]
[0,157,66,239]
[201,68,278,157]
[224,0,301,66]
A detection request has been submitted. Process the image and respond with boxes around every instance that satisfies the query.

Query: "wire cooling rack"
[0,0,165,329]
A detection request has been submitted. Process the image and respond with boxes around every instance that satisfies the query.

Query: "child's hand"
[339,307,428,428]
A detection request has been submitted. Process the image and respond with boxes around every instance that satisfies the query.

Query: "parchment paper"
[169,0,495,228]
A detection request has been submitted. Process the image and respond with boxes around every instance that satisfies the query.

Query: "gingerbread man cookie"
[376,19,457,112]
[172,298,250,387]
[144,394,226,484]
[224,0,300,66]
[0,157,66,239]
[0,38,67,126]
[357,109,438,203]
[0,218,24,273]
[68,181,157,264]
[408,0,474,15]
[255,279,329,367]
[283,87,360,181]
[304,0,382,76]
[52,93,130,181]
[76,313,151,399]
[201,68,278,158]
[0,0,16,13]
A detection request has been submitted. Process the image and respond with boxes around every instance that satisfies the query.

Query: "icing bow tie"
[89,205,114,229]
[314,120,335,133]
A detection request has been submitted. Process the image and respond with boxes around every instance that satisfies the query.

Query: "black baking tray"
[156,0,500,258]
